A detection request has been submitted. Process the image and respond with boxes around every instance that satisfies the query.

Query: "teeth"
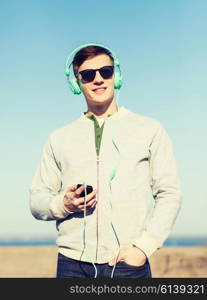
[94,88,105,92]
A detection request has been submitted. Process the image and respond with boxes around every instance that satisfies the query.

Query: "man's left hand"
[108,245,147,267]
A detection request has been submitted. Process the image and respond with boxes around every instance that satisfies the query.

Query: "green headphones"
[65,43,122,95]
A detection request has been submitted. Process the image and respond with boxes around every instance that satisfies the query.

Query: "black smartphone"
[77,184,93,197]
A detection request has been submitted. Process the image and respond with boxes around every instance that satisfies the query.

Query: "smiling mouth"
[92,87,107,94]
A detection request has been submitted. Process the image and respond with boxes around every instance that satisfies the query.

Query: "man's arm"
[29,133,70,220]
[132,121,182,258]
[29,133,97,221]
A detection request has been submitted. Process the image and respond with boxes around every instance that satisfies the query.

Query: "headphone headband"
[65,43,120,76]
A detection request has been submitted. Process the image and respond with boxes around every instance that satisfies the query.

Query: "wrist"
[63,204,74,214]
[63,196,74,214]
[132,244,147,258]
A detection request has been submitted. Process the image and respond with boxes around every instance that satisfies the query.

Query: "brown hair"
[72,46,114,76]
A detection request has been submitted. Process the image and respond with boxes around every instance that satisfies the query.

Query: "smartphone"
[77,184,93,197]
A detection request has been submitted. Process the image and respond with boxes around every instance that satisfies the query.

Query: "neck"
[85,99,119,118]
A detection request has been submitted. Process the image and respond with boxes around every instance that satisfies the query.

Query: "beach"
[0,246,206,278]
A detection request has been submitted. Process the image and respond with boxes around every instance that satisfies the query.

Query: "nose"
[93,70,104,84]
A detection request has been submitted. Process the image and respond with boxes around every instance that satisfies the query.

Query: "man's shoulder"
[47,117,82,141]
[125,108,162,130]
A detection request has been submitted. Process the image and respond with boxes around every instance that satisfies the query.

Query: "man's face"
[77,54,115,106]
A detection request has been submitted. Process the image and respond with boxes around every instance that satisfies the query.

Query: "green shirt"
[86,113,111,156]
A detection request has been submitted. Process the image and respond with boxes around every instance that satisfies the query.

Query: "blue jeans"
[56,253,152,278]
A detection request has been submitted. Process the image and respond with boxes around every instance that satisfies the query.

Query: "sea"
[0,236,206,246]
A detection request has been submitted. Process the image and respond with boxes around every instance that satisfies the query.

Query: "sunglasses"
[77,65,114,83]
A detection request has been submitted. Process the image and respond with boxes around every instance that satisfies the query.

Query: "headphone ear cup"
[68,78,82,95]
[114,71,122,89]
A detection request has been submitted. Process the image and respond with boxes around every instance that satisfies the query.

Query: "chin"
[92,98,112,106]
[90,93,114,104]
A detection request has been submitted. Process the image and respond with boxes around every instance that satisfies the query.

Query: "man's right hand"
[63,184,97,213]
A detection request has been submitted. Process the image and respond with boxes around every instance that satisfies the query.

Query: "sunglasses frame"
[77,65,114,83]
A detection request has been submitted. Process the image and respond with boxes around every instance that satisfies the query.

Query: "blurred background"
[0,0,206,249]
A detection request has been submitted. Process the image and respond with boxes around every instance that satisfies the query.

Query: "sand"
[0,246,206,278]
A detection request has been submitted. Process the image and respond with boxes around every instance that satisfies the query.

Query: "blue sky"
[0,0,206,238]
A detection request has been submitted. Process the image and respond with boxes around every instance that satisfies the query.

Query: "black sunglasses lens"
[79,66,114,82]
[99,66,114,79]
[80,70,96,82]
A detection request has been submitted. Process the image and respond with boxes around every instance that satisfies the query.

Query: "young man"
[29,44,182,278]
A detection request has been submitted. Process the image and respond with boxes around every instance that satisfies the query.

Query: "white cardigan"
[29,106,182,263]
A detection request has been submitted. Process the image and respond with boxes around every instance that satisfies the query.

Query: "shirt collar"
[78,106,129,122]
[84,111,112,120]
